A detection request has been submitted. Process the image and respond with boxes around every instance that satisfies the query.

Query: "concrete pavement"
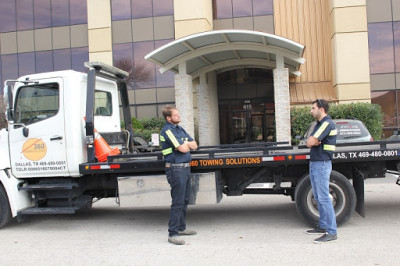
[0,175,399,265]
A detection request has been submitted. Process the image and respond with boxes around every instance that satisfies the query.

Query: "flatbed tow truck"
[1,62,399,228]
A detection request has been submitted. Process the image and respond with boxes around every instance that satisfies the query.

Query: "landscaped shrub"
[140,117,165,131]
[290,106,315,144]
[131,117,144,130]
[133,117,165,141]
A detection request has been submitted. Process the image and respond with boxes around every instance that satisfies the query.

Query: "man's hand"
[177,140,198,153]
[306,136,321,148]
[186,140,198,151]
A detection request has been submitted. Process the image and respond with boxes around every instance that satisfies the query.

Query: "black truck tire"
[0,184,11,229]
[294,170,356,226]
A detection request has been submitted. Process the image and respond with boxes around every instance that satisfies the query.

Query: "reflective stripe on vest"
[329,129,337,136]
[323,144,336,151]
[313,121,329,139]
[162,147,173,155]
[165,129,180,148]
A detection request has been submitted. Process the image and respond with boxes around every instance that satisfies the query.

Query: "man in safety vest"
[306,99,338,244]
[160,106,198,245]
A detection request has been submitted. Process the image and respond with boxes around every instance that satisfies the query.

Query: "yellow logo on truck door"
[21,138,47,161]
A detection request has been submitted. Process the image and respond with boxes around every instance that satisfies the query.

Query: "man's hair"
[162,106,177,120]
[313,99,329,113]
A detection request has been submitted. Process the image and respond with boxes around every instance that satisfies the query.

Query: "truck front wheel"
[0,184,11,228]
[294,170,356,226]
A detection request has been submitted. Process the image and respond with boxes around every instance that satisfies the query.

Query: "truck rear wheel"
[294,170,356,226]
[0,184,12,228]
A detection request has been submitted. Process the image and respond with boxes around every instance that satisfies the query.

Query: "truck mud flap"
[353,167,365,217]
[117,171,222,207]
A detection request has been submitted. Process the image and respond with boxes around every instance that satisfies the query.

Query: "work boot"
[168,236,185,245]
[178,229,197,236]
[306,227,326,235]
[313,233,338,244]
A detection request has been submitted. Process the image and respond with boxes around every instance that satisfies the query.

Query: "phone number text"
[333,150,399,160]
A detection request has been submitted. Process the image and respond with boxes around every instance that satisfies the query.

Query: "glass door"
[219,101,275,144]
[232,110,251,143]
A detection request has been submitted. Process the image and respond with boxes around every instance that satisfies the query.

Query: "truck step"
[19,183,77,191]
[19,207,79,215]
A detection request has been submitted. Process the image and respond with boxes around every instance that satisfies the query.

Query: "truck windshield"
[14,83,59,125]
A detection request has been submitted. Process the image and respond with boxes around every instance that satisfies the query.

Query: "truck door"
[9,78,69,177]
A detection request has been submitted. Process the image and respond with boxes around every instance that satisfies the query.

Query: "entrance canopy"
[145,30,305,79]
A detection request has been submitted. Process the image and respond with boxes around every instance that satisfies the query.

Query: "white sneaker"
[168,236,185,245]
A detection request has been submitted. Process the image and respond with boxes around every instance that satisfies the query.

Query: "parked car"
[299,119,373,145]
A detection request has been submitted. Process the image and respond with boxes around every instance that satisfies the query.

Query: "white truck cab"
[0,63,133,226]
[6,70,121,178]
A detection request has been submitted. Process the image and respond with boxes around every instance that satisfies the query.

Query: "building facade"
[0,0,399,144]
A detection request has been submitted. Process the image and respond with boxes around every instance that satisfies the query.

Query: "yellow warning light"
[288,155,293,160]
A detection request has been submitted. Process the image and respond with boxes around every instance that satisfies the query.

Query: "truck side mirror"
[6,110,13,121]
[5,85,14,121]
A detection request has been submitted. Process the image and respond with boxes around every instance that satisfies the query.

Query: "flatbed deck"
[79,140,400,175]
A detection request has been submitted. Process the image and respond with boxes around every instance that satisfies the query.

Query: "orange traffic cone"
[94,129,120,162]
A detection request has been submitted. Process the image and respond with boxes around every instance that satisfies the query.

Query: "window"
[70,0,87,24]
[371,90,397,128]
[0,0,16,33]
[368,22,395,74]
[111,0,173,20]
[113,43,134,88]
[0,0,89,87]
[53,49,72,71]
[252,0,273,16]
[213,0,273,19]
[111,0,131,20]
[152,0,173,17]
[35,51,53,73]
[34,0,52,29]
[51,0,70,27]
[18,52,35,77]
[133,41,156,88]
[71,47,89,73]
[233,0,252,17]
[132,0,152,18]
[14,83,59,125]
[1,54,18,83]
[155,39,174,87]
[94,91,112,116]
[17,0,34,31]
[395,22,400,72]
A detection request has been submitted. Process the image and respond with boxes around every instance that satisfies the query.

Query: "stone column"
[196,72,220,146]
[273,66,291,144]
[175,73,195,138]
[208,71,220,145]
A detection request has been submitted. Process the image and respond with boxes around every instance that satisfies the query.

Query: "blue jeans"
[166,166,191,237]
[309,161,337,235]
